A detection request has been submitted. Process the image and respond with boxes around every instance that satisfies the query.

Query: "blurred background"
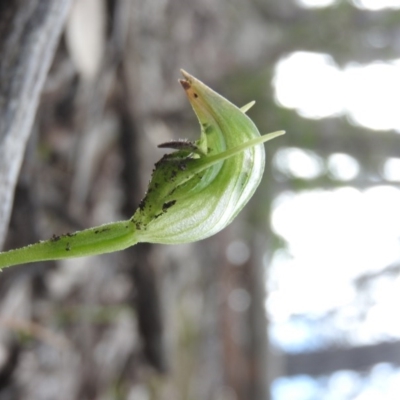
[1,0,400,399]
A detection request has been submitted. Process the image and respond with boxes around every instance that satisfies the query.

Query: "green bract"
[0,70,284,269]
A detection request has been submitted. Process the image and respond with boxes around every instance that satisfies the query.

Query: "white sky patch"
[344,61,400,131]
[383,158,400,181]
[353,0,400,10]
[274,52,400,131]
[273,147,324,179]
[328,153,360,181]
[296,0,400,10]
[268,187,400,319]
[273,52,344,119]
[296,0,338,7]
[361,276,400,339]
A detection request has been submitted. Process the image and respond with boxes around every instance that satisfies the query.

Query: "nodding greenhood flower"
[132,70,284,243]
[0,70,284,269]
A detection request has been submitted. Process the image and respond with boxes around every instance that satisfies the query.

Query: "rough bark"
[0,0,72,248]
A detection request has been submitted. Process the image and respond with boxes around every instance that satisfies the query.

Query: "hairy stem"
[0,220,139,269]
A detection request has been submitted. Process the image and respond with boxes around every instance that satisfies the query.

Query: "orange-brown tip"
[179,79,190,90]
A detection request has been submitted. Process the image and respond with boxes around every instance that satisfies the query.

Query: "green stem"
[0,220,139,269]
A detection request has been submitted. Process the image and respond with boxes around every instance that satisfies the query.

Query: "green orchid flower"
[0,70,284,269]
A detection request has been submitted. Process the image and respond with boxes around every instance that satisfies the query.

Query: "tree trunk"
[0,0,72,248]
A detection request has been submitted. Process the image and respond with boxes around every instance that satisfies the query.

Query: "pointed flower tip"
[180,69,191,80]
